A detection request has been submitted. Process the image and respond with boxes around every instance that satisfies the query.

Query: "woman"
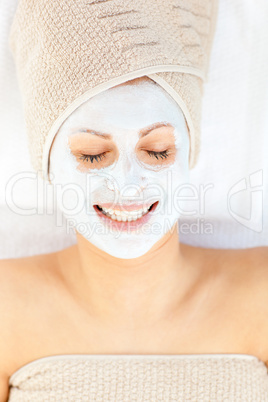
[2,0,268,400]
[1,74,268,401]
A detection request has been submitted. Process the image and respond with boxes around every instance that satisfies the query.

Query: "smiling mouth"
[94,201,158,222]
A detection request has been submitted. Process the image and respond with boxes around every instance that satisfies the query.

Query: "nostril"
[105,177,117,191]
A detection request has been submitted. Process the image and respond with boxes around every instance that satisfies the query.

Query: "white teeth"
[101,207,112,213]
[97,203,154,222]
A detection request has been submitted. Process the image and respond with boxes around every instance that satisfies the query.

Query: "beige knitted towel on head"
[9,0,218,181]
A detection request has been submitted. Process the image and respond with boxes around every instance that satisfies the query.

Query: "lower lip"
[93,201,159,231]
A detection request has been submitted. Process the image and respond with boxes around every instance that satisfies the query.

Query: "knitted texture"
[8,354,268,401]
[8,0,218,181]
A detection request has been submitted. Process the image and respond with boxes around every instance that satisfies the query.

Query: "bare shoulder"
[0,257,35,401]
[182,243,268,282]
[189,244,268,365]
[0,252,59,384]
[202,244,268,292]
[240,246,268,304]
[0,250,63,322]
[232,246,268,316]
[0,251,60,302]
[214,245,268,364]
[0,244,77,340]
[230,246,268,285]
[239,246,268,365]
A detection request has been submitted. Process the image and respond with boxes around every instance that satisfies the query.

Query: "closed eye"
[79,150,170,163]
[79,152,107,163]
[147,150,169,160]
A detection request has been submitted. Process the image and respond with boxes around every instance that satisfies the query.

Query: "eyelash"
[147,150,169,160]
[79,150,169,163]
[79,153,107,163]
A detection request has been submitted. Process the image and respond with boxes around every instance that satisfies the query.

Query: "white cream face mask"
[49,79,190,259]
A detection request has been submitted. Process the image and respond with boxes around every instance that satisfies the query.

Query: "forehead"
[60,79,186,134]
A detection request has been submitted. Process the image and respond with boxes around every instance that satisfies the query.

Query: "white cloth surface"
[0,0,267,259]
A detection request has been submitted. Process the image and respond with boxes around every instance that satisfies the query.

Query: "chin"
[106,248,150,260]
[93,236,156,260]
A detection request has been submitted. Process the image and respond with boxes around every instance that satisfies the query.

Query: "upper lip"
[96,201,158,211]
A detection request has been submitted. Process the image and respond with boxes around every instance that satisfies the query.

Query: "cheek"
[149,158,189,197]
[50,153,75,185]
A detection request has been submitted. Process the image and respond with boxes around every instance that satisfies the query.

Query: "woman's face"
[49,77,190,259]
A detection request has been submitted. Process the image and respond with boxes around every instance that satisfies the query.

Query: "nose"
[124,154,134,177]
[105,153,147,194]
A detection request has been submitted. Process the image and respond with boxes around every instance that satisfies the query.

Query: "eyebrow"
[138,122,173,138]
[74,122,173,139]
[75,128,112,140]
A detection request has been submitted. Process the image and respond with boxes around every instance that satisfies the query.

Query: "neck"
[58,222,196,326]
